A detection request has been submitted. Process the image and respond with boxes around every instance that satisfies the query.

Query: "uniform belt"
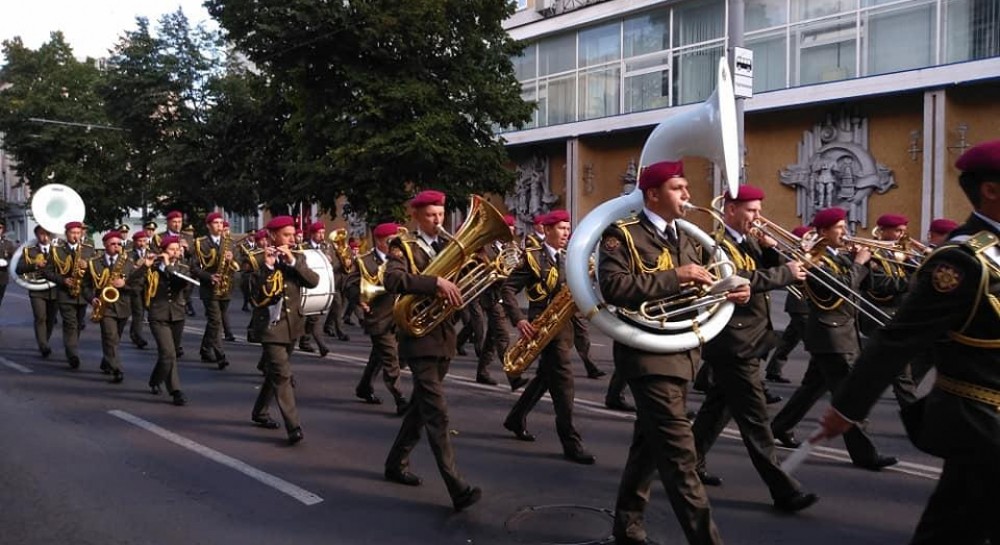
[935,374,1000,411]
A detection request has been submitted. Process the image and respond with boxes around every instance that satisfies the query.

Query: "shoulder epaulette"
[963,231,998,254]
[613,217,640,228]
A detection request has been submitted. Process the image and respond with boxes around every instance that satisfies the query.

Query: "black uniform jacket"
[802,249,869,355]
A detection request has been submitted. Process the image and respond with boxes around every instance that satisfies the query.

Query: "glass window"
[794,0,857,22]
[945,0,1000,63]
[673,44,724,105]
[746,31,787,92]
[539,33,576,76]
[865,1,935,76]
[515,0,528,10]
[624,10,670,57]
[746,0,789,31]
[579,22,621,67]
[579,66,621,120]
[512,43,537,81]
[673,0,725,47]
[625,69,670,113]
[540,74,576,125]
[793,14,857,85]
[521,82,538,128]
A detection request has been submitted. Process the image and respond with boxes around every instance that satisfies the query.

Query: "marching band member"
[689,185,817,512]
[322,231,351,343]
[16,225,58,357]
[136,235,194,406]
[126,230,152,349]
[42,220,97,370]
[501,209,596,465]
[381,189,481,512]
[598,160,743,545]
[819,138,1000,545]
[0,219,18,310]
[478,215,522,388]
[238,228,260,312]
[342,238,362,325]
[769,207,898,470]
[193,212,237,369]
[345,222,409,414]
[298,221,332,357]
[249,216,319,444]
[765,225,812,383]
[85,231,138,384]
[927,218,959,248]
[221,221,236,342]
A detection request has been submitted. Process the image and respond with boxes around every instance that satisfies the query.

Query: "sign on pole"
[733,47,754,99]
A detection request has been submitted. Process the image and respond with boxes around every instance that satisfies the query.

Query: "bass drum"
[299,249,336,316]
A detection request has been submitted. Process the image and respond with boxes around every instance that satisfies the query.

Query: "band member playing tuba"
[249,216,319,445]
[16,225,58,358]
[42,220,96,370]
[689,185,817,511]
[501,209,596,465]
[85,231,138,384]
[0,219,16,310]
[192,212,237,370]
[344,222,409,414]
[381,190,482,512]
[598,161,748,545]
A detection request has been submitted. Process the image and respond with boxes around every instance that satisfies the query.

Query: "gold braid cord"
[803,255,845,311]
[251,269,284,308]
[51,247,73,276]
[144,268,159,307]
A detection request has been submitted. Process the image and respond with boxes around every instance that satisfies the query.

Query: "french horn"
[564,58,740,353]
[9,183,86,291]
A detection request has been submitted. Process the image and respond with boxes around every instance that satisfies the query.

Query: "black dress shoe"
[564,449,597,465]
[224,335,236,342]
[765,392,783,405]
[171,390,187,406]
[395,400,410,416]
[200,353,218,363]
[132,338,148,349]
[298,344,316,353]
[774,491,819,513]
[385,468,423,486]
[68,356,81,370]
[452,486,482,512]
[337,333,350,342]
[476,375,498,386]
[242,305,250,312]
[323,328,335,337]
[766,374,792,384]
[149,383,162,395]
[110,370,124,384]
[509,376,529,392]
[100,359,111,374]
[176,347,185,358]
[697,470,723,486]
[503,421,536,442]
[605,399,636,413]
[773,430,801,448]
[185,308,196,317]
[587,369,607,379]
[287,427,304,445]
[344,318,355,326]
[356,391,383,405]
[854,455,899,471]
[318,347,330,358]
[40,346,52,358]
[217,359,230,370]
[456,346,468,356]
[252,415,281,430]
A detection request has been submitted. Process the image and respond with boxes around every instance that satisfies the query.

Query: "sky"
[0,0,218,61]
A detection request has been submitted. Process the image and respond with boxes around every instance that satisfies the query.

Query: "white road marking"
[0,356,32,374]
[108,409,324,506]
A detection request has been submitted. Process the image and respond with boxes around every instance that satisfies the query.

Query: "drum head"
[300,249,336,316]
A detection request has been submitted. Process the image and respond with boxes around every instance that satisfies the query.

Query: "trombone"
[841,235,924,269]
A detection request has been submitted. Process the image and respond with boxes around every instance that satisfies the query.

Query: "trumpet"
[842,235,923,268]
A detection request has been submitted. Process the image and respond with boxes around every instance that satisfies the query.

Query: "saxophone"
[91,253,129,322]
[67,251,88,299]
[502,285,577,376]
[213,233,236,298]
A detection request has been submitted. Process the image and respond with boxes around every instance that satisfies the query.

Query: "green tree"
[206,0,533,219]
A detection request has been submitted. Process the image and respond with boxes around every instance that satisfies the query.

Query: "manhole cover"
[505,504,614,545]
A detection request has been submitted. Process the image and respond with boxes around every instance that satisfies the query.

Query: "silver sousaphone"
[9,183,87,291]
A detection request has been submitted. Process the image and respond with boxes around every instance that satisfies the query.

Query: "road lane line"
[108,409,324,506]
[0,356,32,374]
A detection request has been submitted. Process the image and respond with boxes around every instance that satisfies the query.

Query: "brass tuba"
[393,195,514,337]
[328,228,354,272]
[10,183,85,291]
[503,285,577,376]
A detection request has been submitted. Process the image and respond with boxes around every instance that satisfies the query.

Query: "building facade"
[501,0,1000,236]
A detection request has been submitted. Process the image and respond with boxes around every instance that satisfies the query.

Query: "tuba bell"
[564,58,740,353]
[10,183,86,291]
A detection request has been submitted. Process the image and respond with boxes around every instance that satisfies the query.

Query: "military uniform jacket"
[249,254,320,344]
[480,241,509,308]
[597,212,708,381]
[501,244,572,343]
[345,250,395,336]
[0,237,16,285]
[154,230,195,258]
[383,232,456,360]
[134,261,194,321]
[86,253,139,318]
[833,214,1000,459]
[784,286,809,314]
[858,247,912,335]
[41,242,97,305]
[16,244,58,300]
[702,231,795,362]
[193,235,239,300]
[802,250,869,355]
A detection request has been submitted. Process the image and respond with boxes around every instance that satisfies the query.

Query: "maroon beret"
[541,209,570,225]
[102,231,123,244]
[929,218,959,235]
[65,221,85,231]
[266,215,296,231]
[811,207,847,229]
[727,184,765,202]
[410,190,446,208]
[348,240,360,249]
[166,210,183,220]
[255,229,268,241]
[876,213,908,228]
[532,214,545,225]
[132,231,149,241]
[638,160,684,191]
[503,214,515,227]
[205,212,223,224]
[223,221,230,228]
[160,235,181,247]
[309,221,326,234]
[955,139,1000,174]
[791,225,812,238]
[372,223,400,238]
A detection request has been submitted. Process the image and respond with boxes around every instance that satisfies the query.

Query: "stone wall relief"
[506,155,557,235]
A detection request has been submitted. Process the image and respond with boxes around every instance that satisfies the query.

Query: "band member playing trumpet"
[599,161,749,545]
[127,230,152,349]
[689,185,817,511]
[42,220,96,370]
[501,209,596,465]
[344,222,409,414]
[819,138,1000,545]
[17,225,58,357]
[136,235,193,405]
[86,231,137,384]
[0,219,15,310]
[298,221,332,357]
[769,207,897,470]
[193,212,237,370]
[382,190,482,512]
[249,216,319,445]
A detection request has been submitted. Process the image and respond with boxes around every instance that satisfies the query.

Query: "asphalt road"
[0,288,937,545]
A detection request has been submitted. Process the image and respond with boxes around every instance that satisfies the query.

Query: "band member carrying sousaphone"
[42,220,97,370]
[17,225,59,358]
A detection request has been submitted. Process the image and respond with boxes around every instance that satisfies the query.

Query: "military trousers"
[357,331,404,405]
[910,455,1000,545]
[128,291,147,344]
[99,314,128,373]
[200,298,229,360]
[30,296,57,352]
[571,313,601,376]
[253,343,301,433]
[765,312,807,378]
[149,319,184,393]
[57,302,86,362]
